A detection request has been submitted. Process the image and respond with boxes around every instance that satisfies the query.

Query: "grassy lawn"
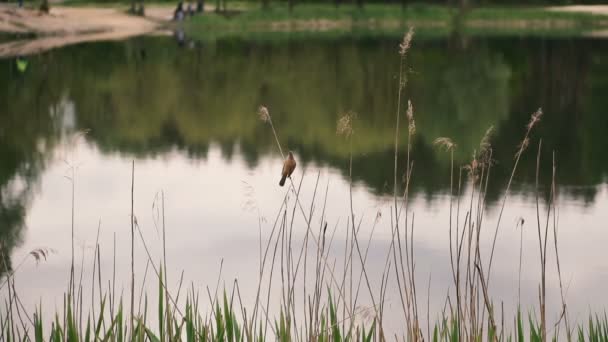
[178,3,608,39]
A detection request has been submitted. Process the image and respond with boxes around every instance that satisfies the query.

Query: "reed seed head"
[337,111,355,138]
[479,126,494,165]
[479,126,494,153]
[526,108,543,131]
[399,27,415,57]
[407,100,416,136]
[464,151,481,182]
[258,106,270,123]
[29,247,56,266]
[434,137,456,152]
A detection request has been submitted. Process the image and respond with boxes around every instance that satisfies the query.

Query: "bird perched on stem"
[279,151,296,187]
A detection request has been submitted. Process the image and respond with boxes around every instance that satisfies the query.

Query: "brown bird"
[279,151,296,187]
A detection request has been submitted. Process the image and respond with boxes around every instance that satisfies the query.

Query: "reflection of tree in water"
[485,38,608,205]
[0,55,63,278]
[2,35,608,215]
[76,37,608,203]
[0,177,30,277]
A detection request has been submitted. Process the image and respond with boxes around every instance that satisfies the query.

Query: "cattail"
[407,100,416,136]
[399,27,415,57]
[337,112,355,138]
[258,106,270,123]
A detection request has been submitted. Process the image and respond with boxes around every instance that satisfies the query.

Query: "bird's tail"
[279,174,287,187]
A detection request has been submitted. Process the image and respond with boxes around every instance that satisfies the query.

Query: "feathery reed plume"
[258,106,270,123]
[479,126,494,151]
[434,137,456,151]
[29,248,56,266]
[336,112,355,138]
[407,100,416,136]
[527,108,543,131]
[515,109,542,159]
[399,27,415,57]
[257,105,284,158]
[464,152,480,182]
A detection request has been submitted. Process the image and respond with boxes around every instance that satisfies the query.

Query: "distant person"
[196,0,204,13]
[18,0,23,8]
[175,29,186,47]
[186,2,194,16]
[173,1,185,21]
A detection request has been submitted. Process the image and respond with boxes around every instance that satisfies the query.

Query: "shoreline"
[2,3,608,57]
[0,4,172,57]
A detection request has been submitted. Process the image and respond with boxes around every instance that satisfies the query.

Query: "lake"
[1,31,608,336]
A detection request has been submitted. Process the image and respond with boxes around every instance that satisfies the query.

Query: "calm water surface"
[1,33,608,333]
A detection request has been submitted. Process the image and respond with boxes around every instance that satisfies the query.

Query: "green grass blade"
[158,266,165,342]
[94,295,107,340]
[144,326,161,342]
[84,315,91,342]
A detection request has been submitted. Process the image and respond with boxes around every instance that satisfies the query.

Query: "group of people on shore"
[173,0,204,20]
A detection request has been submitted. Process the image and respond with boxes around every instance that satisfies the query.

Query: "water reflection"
[1,34,608,277]
[0,53,63,276]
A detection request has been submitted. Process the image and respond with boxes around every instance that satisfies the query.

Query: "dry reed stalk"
[392,30,415,339]
[259,106,355,324]
[287,171,322,338]
[304,180,329,339]
[91,220,101,328]
[534,140,547,341]
[137,259,151,316]
[352,212,382,322]
[263,210,286,337]
[487,109,543,283]
[132,212,185,319]
[250,186,295,336]
[284,170,307,338]
[434,137,461,336]
[130,160,135,339]
[100,242,106,331]
[338,111,381,337]
[161,190,172,341]
[205,260,224,329]
[69,166,75,307]
[550,151,571,340]
[171,270,185,321]
[77,244,85,337]
[0,247,33,333]
[395,97,420,341]
[517,217,525,306]
[258,106,284,159]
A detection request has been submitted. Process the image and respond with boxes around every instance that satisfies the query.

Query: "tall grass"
[0,30,604,342]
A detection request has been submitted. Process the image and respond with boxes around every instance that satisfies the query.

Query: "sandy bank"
[547,5,608,16]
[0,4,173,57]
